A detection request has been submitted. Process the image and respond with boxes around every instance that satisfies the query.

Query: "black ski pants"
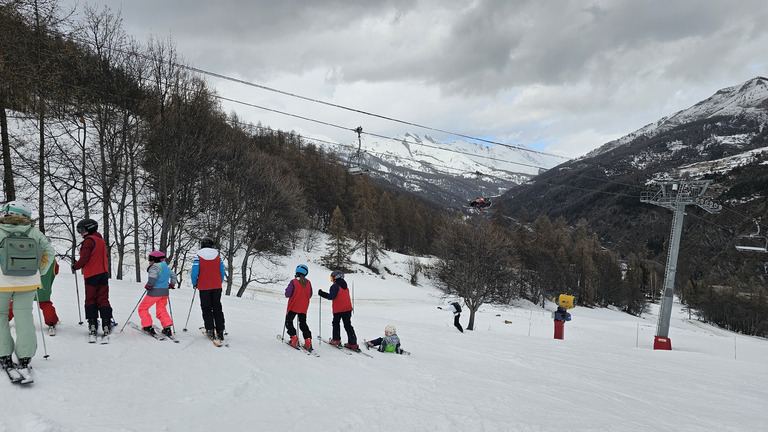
[454,314,464,333]
[199,288,225,334]
[331,310,357,345]
[285,311,311,340]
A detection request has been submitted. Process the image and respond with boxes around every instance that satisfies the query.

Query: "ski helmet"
[200,237,215,248]
[385,325,397,336]
[148,251,166,262]
[295,264,309,277]
[76,218,98,235]
[330,270,344,282]
[1,200,32,219]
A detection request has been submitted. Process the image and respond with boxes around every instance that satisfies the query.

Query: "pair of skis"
[89,330,110,344]
[201,327,228,347]
[5,362,33,385]
[277,335,319,356]
[127,322,180,343]
[323,338,373,358]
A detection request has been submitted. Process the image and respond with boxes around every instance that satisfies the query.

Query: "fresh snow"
[1,247,767,432]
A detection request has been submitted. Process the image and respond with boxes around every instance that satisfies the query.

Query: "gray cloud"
[64,0,768,158]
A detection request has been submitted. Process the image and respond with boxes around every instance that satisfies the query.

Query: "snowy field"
[2,247,767,432]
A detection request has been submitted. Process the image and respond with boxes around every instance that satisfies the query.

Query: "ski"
[88,333,97,343]
[322,339,352,355]
[100,333,110,344]
[47,326,56,336]
[16,365,33,384]
[299,343,320,357]
[276,335,317,356]
[201,327,228,347]
[5,364,23,384]
[153,325,180,343]
[128,322,166,341]
[343,344,372,358]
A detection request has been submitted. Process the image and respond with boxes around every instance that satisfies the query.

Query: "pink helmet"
[148,251,166,262]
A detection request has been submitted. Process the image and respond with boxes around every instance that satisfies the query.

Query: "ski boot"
[1,355,14,369]
[89,324,98,336]
[329,339,341,346]
[216,330,225,342]
[47,325,56,336]
[102,325,111,336]
[143,325,157,336]
[18,357,31,369]
[304,338,313,351]
[344,343,359,351]
[206,329,216,340]
[289,335,298,347]
[162,327,173,338]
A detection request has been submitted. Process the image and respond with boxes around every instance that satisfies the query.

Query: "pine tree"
[321,206,353,270]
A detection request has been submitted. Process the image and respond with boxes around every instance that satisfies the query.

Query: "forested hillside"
[503,87,768,337]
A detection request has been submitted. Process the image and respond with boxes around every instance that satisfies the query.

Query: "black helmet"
[76,218,98,235]
[201,237,215,248]
[330,270,344,282]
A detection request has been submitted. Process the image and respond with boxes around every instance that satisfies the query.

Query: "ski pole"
[317,296,322,341]
[120,290,147,332]
[73,271,83,325]
[281,314,287,341]
[167,294,175,334]
[35,292,49,359]
[183,287,197,332]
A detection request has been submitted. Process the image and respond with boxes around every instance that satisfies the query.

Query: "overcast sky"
[60,0,768,159]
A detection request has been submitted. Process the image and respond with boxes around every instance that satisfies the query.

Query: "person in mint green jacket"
[0,201,56,373]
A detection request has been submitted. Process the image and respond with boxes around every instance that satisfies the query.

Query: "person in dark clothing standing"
[190,237,226,342]
[318,270,357,350]
[284,264,313,350]
[73,218,113,338]
[438,301,464,332]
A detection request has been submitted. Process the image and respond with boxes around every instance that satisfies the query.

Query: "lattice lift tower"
[640,180,722,350]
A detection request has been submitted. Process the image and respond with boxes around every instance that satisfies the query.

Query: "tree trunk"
[0,103,14,201]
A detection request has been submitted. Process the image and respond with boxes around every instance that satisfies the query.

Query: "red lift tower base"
[653,336,672,350]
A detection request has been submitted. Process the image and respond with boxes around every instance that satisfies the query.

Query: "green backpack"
[0,225,42,276]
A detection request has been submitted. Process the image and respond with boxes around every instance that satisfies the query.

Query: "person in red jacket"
[284,264,313,350]
[72,218,112,338]
[190,237,227,342]
[318,270,358,350]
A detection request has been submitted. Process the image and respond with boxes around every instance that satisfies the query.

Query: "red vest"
[287,279,312,313]
[197,255,223,290]
[82,234,108,278]
[332,284,353,313]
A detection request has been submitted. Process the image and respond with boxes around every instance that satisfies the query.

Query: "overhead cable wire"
[53,28,568,161]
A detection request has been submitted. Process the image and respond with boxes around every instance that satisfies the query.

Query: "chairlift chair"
[348,126,369,175]
[735,219,768,253]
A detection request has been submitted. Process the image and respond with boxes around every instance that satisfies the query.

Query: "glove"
[169,284,175,289]
[144,284,152,290]
[71,265,77,273]
[318,289,327,298]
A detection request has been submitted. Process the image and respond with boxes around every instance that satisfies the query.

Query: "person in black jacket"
[438,301,464,332]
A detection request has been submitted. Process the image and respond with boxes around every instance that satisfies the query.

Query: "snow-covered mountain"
[586,76,768,159]
[504,76,768,285]
[316,131,566,210]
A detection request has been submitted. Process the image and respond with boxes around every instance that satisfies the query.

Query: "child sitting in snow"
[365,325,404,354]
